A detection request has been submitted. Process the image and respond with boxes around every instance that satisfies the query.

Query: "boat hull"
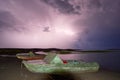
[22,60,99,73]
[16,53,46,60]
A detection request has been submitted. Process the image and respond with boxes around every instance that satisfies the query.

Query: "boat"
[22,53,99,73]
[16,51,46,60]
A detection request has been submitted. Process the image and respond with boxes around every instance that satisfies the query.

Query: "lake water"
[77,52,120,72]
[0,52,120,80]
[59,51,120,72]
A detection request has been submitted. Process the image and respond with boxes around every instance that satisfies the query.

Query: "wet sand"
[0,57,120,80]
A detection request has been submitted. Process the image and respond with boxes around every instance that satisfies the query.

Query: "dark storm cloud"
[0,10,24,32]
[0,0,50,32]
[41,0,81,14]
[0,11,16,31]
[86,0,102,9]
[75,0,120,49]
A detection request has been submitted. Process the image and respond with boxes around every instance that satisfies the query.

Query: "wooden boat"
[16,51,46,60]
[22,53,99,73]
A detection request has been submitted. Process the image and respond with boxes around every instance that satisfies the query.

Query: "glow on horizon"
[55,27,75,36]
[2,18,79,48]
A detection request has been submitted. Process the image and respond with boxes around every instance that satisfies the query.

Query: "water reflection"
[76,52,120,71]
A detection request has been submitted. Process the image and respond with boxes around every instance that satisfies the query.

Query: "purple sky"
[0,0,120,49]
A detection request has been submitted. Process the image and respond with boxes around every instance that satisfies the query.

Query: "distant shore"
[0,48,120,55]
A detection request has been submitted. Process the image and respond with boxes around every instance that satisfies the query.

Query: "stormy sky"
[0,0,120,49]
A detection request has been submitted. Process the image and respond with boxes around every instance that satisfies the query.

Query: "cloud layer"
[0,0,120,49]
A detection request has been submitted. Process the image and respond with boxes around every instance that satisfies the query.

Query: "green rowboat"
[22,53,99,73]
